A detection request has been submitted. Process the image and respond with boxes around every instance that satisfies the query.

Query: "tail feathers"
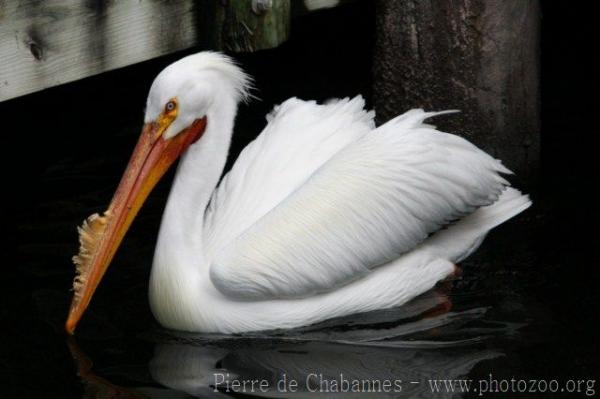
[426,187,532,263]
[461,187,531,232]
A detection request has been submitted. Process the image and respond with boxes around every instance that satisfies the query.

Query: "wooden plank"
[0,0,356,103]
[0,0,199,102]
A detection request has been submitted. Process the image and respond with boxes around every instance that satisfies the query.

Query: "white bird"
[65,52,531,334]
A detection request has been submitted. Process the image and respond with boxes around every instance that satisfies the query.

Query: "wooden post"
[373,0,540,181]
[198,0,291,53]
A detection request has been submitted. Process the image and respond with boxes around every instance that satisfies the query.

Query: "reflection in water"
[149,339,498,398]
[69,286,522,398]
[68,338,148,399]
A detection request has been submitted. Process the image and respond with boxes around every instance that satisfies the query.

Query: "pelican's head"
[65,52,251,334]
[144,52,252,139]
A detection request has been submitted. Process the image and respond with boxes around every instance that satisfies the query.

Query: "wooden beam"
[0,0,294,103]
[0,0,359,103]
[0,1,201,103]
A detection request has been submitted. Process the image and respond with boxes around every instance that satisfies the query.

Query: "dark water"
[7,177,599,398]
[2,2,599,398]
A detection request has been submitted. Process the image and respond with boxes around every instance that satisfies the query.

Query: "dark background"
[1,1,598,397]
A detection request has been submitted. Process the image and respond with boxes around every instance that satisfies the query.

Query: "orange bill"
[65,116,207,334]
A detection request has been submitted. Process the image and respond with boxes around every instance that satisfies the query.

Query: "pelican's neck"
[149,95,237,328]
[158,96,237,262]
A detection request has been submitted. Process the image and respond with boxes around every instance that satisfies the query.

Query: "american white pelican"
[65,52,531,334]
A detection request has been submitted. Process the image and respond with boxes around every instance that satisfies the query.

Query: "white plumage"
[136,52,532,333]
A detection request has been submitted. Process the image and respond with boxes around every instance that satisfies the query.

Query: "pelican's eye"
[165,100,177,113]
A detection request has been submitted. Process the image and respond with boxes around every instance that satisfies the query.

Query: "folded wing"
[203,96,374,262]
[209,107,511,301]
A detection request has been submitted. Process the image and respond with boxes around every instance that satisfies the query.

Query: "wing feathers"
[204,96,374,262]
[210,108,510,301]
